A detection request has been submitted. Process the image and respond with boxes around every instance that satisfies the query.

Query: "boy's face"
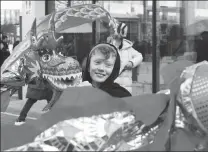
[89,50,116,83]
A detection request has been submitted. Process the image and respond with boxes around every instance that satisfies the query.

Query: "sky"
[1,1,22,9]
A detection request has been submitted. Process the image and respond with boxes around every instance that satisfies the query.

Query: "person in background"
[0,41,5,67]
[132,38,140,52]
[108,23,143,93]
[159,39,167,59]
[15,76,53,126]
[167,24,188,59]
[0,40,10,67]
[0,32,2,41]
[13,38,20,50]
[0,41,4,49]
[2,35,9,51]
[195,31,208,63]
[2,35,10,58]
[82,43,131,98]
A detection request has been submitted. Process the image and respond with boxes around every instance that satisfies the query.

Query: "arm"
[129,48,143,68]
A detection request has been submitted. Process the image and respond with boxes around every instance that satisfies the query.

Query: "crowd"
[0,33,10,67]
[0,32,21,67]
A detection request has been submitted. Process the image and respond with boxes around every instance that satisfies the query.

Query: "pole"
[92,0,96,45]
[152,0,160,93]
[18,16,23,99]
[143,0,147,41]
[67,0,71,7]
[45,0,55,15]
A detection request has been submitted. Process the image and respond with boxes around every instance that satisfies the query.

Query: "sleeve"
[129,47,143,68]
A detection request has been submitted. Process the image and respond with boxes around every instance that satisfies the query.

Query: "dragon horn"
[49,12,64,44]
[49,12,56,35]
[30,18,37,38]
[49,13,55,31]
[30,18,38,50]
[30,18,45,50]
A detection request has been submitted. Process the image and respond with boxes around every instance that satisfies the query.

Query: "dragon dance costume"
[1,4,208,151]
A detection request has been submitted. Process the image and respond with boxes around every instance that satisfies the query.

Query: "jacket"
[114,39,143,93]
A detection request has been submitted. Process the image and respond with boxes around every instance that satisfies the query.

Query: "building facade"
[1,9,21,43]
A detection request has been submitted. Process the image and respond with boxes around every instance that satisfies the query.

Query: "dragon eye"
[42,54,51,62]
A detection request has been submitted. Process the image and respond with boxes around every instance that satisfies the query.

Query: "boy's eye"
[105,63,112,66]
[94,61,101,64]
[105,64,113,67]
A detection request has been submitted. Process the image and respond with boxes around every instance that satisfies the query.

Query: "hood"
[82,43,120,86]
[120,39,133,50]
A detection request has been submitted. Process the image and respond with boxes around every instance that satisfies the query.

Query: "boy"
[82,43,131,97]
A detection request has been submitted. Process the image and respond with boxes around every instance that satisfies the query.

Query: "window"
[197,1,208,9]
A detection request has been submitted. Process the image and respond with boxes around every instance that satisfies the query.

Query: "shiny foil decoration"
[190,64,208,133]
[178,61,208,134]
[5,110,164,151]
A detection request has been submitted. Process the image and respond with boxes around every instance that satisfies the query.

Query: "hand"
[124,61,133,70]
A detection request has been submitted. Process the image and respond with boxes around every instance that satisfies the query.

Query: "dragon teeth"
[65,75,69,80]
[55,72,82,81]
[56,76,60,80]
[48,77,52,82]
[71,75,75,80]
[61,75,68,80]
[52,76,57,80]
[43,72,83,89]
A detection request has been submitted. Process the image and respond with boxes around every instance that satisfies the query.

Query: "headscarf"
[82,43,131,97]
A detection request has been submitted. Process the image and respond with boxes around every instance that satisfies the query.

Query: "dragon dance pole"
[152,0,160,93]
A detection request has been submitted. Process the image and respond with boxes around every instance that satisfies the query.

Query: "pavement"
[1,93,48,126]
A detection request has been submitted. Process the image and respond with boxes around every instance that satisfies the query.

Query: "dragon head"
[1,13,82,91]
